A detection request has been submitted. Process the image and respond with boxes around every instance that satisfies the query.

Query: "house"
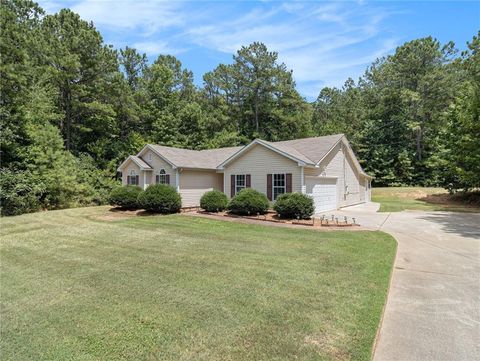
[117,134,373,213]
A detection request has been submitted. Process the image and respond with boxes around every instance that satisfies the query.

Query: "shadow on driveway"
[418,212,480,239]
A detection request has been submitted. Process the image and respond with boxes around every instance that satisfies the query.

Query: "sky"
[39,0,479,100]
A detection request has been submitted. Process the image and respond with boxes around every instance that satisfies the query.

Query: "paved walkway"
[328,203,480,361]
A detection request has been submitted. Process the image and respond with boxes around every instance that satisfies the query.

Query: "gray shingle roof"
[140,134,345,170]
[130,156,153,169]
[269,134,344,164]
[147,145,243,169]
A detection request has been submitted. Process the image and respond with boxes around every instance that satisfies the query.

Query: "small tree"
[200,190,228,212]
[137,184,181,213]
[274,193,314,219]
[108,185,142,209]
[228,189,269,215]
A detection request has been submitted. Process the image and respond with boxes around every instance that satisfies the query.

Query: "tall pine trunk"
[254,100,259,133]
[416,126,423,161]
[61,84,72,150]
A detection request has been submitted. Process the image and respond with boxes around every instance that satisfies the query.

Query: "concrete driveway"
[326,203,480,361]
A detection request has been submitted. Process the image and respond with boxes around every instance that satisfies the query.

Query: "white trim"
[272,173,287,201]
[315,137,343,167]
[143,172,147,190]
[126,170,140,186]
[305,175,338,179]
[223,172,226,193]
[176,169,180,192]
[315,136,373,179]
[217,139,308,169]
[154,169,171,185]
[136,144,177,169]
[117,155,153,172]
[300,166,305,194]
[234,174,247,195]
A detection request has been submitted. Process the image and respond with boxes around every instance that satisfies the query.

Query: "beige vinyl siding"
[343,153,361,206]
[223,144,301,199]
[142,151,177,189]
[121,159,145,188]
[359,177,366,202]
[304,142,362,208]
[179,170,223,207]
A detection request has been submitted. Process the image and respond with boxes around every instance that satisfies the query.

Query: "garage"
[305,177,338,214]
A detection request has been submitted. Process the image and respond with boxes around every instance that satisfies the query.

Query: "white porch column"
[175,169,180,192]
[143,172,147,190]
[222,172,226,194]
[300,166,305,194]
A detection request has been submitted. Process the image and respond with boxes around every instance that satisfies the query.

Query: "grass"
[0,206,396,361]
[372,187,480,213]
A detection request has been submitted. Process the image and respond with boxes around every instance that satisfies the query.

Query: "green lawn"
[372,187,480,213]
[1,206,396,361]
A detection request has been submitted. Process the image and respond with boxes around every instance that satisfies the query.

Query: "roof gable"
[217,139,312,169]
[272,134,344,164]
[117,155,153,172]
[137,144,242,170]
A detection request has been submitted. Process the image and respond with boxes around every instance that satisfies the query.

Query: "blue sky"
[40,1,479,100]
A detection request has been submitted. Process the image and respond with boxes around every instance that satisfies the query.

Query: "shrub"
[137,184,181,213]
[0,169,45,216]
[228,188,269,215]
[108,185,143,209]
[273,193,314,219]
[200,190,228,212]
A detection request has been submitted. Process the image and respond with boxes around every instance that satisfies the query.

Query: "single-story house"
[117,134,373,214]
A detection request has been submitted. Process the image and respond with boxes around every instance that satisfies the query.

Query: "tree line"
[1,0,478,215]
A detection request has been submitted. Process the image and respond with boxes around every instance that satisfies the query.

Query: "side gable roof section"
[341,137,373,178]
[137,144,178,168]
[272,134,344,164]
[217,139,314,170]
[137,144,242,170]
[315,136,373,179]
[117,155,153,172]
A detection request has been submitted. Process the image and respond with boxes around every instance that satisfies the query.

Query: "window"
[156,169,168,184]
[235,174,246,194]
[127,170,139,185]
[273,173,286,200]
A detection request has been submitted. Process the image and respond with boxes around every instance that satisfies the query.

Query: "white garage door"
[306,177,337,214]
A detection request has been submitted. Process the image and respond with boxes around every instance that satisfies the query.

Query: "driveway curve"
[329,203,480,361]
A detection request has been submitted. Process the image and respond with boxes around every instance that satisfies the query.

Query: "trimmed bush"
[200,190,228,212]
[137,184,181,213]
[228,188,269,215]
[273,192,314,219]
[108,185,142,209]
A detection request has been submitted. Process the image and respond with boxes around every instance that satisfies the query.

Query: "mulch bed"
[99,207,361,229]
[197,210,360,228]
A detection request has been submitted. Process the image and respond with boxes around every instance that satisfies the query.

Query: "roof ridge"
[270,133,344,144]
[149,134,344,152]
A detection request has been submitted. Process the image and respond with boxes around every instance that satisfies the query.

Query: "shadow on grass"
[416,192,480,213]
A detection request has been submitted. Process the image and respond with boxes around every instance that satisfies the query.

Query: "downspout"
[176,169,180,192]
[300,166,305,194]
[342,143,347,201]
[223,171,226,194]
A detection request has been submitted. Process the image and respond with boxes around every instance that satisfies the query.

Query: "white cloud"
[40,0,184,33]
[133,41,188,56]
[181,2,399,97]
[37,0,400,99]
[71,0,183,34]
